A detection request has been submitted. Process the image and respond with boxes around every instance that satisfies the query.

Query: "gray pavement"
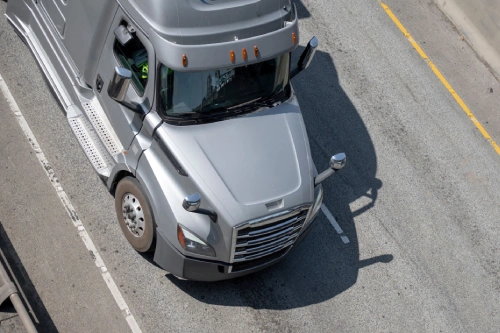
[0,78,130,332]
[1,0,500,332]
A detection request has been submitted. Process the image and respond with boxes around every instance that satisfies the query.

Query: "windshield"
[158,54,290,120]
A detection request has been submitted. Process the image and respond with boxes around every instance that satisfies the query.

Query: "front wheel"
[115,177,155,252]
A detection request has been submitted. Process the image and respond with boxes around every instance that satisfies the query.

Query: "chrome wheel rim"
[121,192,145,237]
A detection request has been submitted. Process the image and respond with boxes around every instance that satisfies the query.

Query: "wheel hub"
[121,193,145,237]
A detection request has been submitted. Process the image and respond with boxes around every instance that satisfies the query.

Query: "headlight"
[177,224,216,257]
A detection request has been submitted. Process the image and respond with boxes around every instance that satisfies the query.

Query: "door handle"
[96,74,104,93]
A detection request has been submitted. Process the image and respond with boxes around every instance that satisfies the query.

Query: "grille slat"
[230,206,310,269]
[237,215,306,239]
[235,231,300,255]
[233,240,295,262]
[236,224,302,247]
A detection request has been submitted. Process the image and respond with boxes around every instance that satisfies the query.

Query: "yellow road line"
[380,2,500,156]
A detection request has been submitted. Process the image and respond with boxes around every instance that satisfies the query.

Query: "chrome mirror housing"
[108,67,132,102]
[290,36,319,79]
[330,153,346,171]
[182,193,201,212]
[298,36,318,71]
[182,193,217,223]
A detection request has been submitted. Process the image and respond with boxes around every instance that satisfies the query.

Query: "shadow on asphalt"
[167,46,392,310]
[293,0,311,18]
[0,223,58,333]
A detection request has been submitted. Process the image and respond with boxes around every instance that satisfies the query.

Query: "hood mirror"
[182,193,218,223]
[182,193,201,212]
[314,152,347,186]
[330,153,346,170]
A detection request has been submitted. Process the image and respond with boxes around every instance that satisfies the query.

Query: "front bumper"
[153,216,317,281]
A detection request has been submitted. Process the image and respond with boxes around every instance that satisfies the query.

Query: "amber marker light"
[177,225,186,249]
[254,46,259,57]
[242,48,248,61]
[230,50,235,63]
[182,54,187,67]
[292,32,297,45]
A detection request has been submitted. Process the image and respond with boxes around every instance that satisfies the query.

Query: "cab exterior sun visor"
[152,9,299,72]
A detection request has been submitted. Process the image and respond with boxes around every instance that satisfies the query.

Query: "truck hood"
[160,97,314,223]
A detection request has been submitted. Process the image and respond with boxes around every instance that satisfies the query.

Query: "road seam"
[0,74,142,333]
[380,2,500,156]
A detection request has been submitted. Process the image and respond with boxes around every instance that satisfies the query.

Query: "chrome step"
[79,97,123,156]
[68,115,114,177]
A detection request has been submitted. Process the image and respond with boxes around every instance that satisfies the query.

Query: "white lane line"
[340,235,350,244]
[321,204,350,244]
[0,75,142,333]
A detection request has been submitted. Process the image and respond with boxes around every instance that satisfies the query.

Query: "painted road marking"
[380,2,500,156]
[0,75,142,333]
[321,204,350,244]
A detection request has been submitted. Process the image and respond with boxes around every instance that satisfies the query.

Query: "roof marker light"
[292,32,297,45]
[182,54,187,67]
[254,46,259,57]
[242,48,247,61]
[230,50,235,63]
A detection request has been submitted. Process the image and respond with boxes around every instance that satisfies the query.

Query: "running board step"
[68,115,115,177]
[79,96,123,157]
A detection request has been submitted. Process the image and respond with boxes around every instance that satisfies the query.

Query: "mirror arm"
[117,100,144,114]
[314,169,335,186]
[193,209,218,223]
[114,99,141,113]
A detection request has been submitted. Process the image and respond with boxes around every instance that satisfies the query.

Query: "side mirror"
[298,36,318,71]
[314,152,346,186]
[108,67,132,103]
[182,193,218,223]
[290,36,319,79]
[182,194,201,212]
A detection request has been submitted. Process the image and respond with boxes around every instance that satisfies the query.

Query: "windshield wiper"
[227,89,287,112]
[170,87,290,124]
[181,98,267,120]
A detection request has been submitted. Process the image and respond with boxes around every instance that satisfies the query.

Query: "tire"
[115,177,156,252]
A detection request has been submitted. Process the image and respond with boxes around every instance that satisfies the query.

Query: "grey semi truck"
[5,0,346,281]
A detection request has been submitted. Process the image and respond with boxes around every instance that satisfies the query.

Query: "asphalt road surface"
[1,0,499,332]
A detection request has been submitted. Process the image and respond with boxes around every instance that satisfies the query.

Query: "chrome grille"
[230,206,309,266]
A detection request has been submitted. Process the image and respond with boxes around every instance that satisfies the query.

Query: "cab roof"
[122,0,294,45]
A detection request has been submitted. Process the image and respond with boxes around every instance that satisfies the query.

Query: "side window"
[113,25,148,96]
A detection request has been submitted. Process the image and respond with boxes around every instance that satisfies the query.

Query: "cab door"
[95,9,155,149]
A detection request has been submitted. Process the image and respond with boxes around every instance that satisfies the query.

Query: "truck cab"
[6,0,346,281]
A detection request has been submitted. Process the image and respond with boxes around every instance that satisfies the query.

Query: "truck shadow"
[0,223,58,332]
[167,47,392,310]
[293,0,311,19]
